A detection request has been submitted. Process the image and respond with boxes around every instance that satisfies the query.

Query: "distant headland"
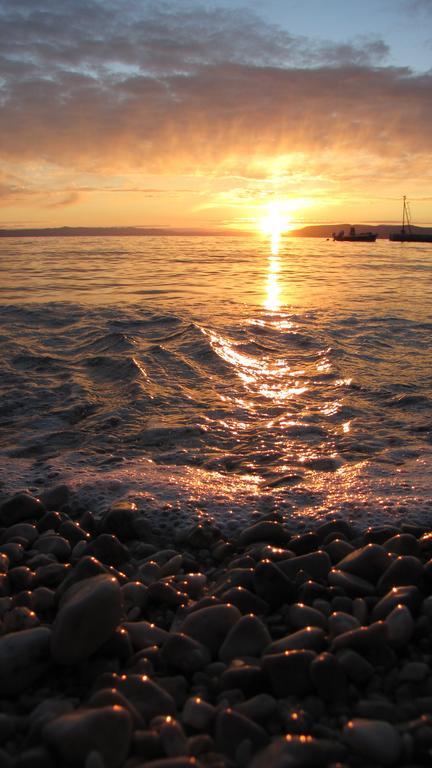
[1,224,432,238]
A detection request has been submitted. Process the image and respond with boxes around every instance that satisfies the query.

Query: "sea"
[1,234,432,538]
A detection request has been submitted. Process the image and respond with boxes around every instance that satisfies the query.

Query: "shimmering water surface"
[1,235,432,533]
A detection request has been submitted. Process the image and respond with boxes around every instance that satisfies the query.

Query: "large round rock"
[181,604,241,654]
[0,627,51,694]
[51,574,122,664]
[43,705,132,768]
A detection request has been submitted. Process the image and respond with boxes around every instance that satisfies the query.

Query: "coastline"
[1,487,432,767]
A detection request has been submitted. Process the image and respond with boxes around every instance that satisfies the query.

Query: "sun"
[259,201,293,254]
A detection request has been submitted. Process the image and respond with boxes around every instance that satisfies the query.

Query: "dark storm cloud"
[0,0,430,173]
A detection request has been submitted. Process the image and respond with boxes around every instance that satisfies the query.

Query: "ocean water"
[1,234,432,536]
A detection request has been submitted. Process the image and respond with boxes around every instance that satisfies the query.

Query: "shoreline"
[1,487,432,766]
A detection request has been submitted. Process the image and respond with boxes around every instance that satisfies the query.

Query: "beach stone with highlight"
[238,521,289,545]
[262,649,316,696]
[160,632,211,672]
[181,603,241,654]
[43,705,132,768]
[215,708,268,759]
[51,574,122,664]
[343,718,402,766]
[219,614,272,661]
[0,493,45,526]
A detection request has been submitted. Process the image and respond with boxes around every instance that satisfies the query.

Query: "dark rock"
[220,664,267,697]
[51,574,123,664]
[40,484,70,511]
[58,520,90,546]
[98,501,138,542]
[371,585,420,621]
[252,560,296,608]
[116,674,176,720]
[384,533,421,557]
[219,614,271,662]
[288,532,320,555]
[278,551,331,582]
[215,708,268,759]
[328,569,375,596]
[160,633,211,673]
[251,734,345,768]
[331,621,388,655]
[311,652,347,702]
[377,556,423,593]
[267,627,325,654]
[220,586,268,615]
[289,603,327,630]
[0,626,51,694]
[0,493,45,526]
[123,620,168,649]
[336,649,374,684]
[343,718,402,766]
[238,521,289,546]
[38,511,63,533]
[181,604,241,654]
[34,534,71,561]
[262,649,316,696]
[85,534,130,568]
[324,538,355,564]
[43,705,132,768]
[337,544,392,582]
[385,604,415,649]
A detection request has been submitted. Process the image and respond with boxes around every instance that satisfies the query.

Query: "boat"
[390,197,432,242]
[333,227,377,242]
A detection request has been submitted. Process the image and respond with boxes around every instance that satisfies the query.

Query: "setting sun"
[259,201,296,254]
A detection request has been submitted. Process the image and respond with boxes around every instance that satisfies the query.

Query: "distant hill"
[290,224,432,238]
[0,226,247,238]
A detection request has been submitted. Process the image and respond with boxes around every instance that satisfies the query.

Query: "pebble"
[328,568,375,596]
[116,675,176,721]
[238,521,289,545]
[160,632,211,673]
[384,533,421,557]
[0,626,51,694]
[252,560,296,608]
[371,585,420,621]
[262,649,316,696]
[219,614,271,661]
[331,621,388,654]
[310,652,347,702]
[343,718,402,766]
[43,705,132,768]
[182,697,215,730]
[328,611,360,638]
[277,551,331,581]
[98,501,138,542]
[181,603,241,654]
[267,627,325,654]
[385,604,415,649]
[0,493,45,526]
[289,603,327,630]
[215,708,268,759]
[377,555,423,593]
[337,543,392,582]
[399,662,430,683]
[336,649,375,684]
[51,574,122,664]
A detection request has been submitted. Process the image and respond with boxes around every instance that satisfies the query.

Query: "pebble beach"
[2,487,432,767]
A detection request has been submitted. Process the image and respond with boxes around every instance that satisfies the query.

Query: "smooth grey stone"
[328,611,360,639]
[0,626,51,694]
[328,569,375,596]
[399,662,430,682]
[377,556,423,593]
[215,708,268,759]
[236,694,277,723]
[220,664,266,697]
[252,560,296,609]
[324,538,355,564]
[181,604,241,654]
[58,521,90,546]
[277,551,331,581]
[371,585,420,621]
[331,621,388,653]
[43,706,132,768]
[238,521,289,545]
[121,582,148,612]
[40,484,70,511]
[267,627,325,654]
[337,544,392,582]
[251,734,345,768]
[122,620,168,649]
[85,534,130,568]
[219,614,271,662]
[315,519,357,541]
[98,501,137,542]
[288,532,320,555]
[3,606,39,633]
[182,697,215,729]
[116,674,176,720]
[0,494,45,526]
[384,533,421,557]
[343,718,402,766]
[310,652,347,702]
[51,574,122,664]
[262,649,316,696]
[88,687,144,729]
[160,632,211,673]
[336,649,374,684]
[289,603,327,630]
[385,604,414,649]
[221,586,268,615]
[2,523,38,545]
[355,699,397,721]
[34,534,71,562]
[160,718,188,758]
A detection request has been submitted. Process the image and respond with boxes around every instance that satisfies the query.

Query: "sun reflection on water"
[265,256,281,311]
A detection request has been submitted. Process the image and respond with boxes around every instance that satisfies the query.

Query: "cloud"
[0,0,429,183]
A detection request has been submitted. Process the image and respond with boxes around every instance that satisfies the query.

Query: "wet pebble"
[343,718,402,766]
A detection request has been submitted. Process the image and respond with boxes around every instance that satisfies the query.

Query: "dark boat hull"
[390,233,432,243]
[333,234,377,242]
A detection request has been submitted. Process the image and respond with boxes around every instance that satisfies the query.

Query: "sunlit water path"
[1,235,432,535]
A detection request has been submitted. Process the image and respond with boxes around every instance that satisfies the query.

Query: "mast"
[402,196,412,235]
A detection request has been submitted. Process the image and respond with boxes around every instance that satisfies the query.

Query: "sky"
[0,0,431,230]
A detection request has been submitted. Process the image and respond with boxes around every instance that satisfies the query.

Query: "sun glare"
[259,200,296,255]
